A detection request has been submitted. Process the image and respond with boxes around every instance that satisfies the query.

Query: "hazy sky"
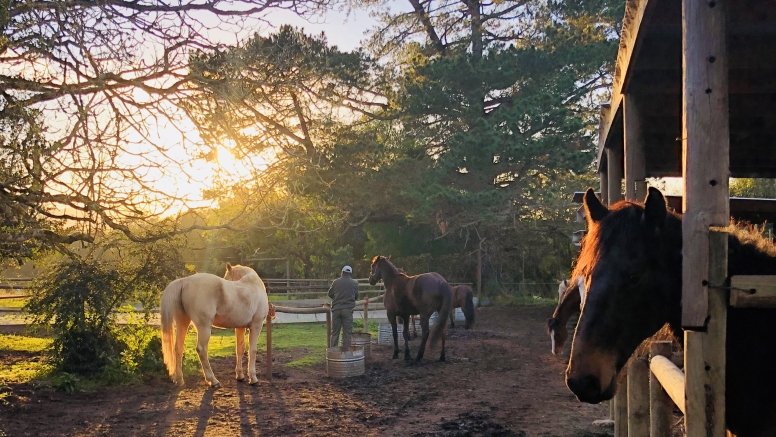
[256,7,381,51]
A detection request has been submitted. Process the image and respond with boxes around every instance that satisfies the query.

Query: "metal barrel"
[351,333,372,358]
[326,346,365,378]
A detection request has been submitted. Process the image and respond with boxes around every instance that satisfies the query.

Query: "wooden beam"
[265,314,272,381]
[624,94,648,200]
[649,355,686,415]
[597,104,613,174]
[649,341,674,437]
[684,231,728,437]
[627,358,650,437]
[600,171,610,206]
[614,370,628,437]
[607,146,623,205]
[730,275,776,308]
[681,0,730,328]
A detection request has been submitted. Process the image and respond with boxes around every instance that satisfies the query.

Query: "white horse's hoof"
[210,381,221,389]
[249,378,259,385]
[236,375,245,382]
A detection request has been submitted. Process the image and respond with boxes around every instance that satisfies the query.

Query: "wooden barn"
[592,0,776,436]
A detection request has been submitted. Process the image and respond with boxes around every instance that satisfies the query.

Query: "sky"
[261,8,379,51]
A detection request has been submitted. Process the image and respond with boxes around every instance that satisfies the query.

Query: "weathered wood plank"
[684,231,727,437]
[649,341,674,437]
[730,275,776,307]
[614,369,629,437]
[607,146,624,206]
[681,0,730,328]
[627,358,650,437]
[624,94,647,201]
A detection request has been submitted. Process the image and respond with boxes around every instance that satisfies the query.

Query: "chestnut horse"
[546,276,584,355]
[449,285,475,329]
[369,256,452,361]
[566,187,776,436]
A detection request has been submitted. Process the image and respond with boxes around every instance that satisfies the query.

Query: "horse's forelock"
[572,203,642,282]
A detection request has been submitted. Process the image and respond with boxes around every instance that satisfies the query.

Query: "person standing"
[327,265,359,348]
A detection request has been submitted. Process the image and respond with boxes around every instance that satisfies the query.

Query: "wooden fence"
[264,294,384,381]
[613,274,776,436]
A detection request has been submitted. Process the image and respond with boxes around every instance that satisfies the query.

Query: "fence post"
[266,315,272,381]
[326,309,332,348]
[363,297,369,333]
[650,341,673,437]
[614,368,628,437]
[627,357,650,437]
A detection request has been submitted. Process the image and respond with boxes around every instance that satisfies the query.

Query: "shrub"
[25,240,185,381]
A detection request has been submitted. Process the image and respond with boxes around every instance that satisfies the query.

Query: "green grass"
[0,334,54,384]
[1,320,372,385]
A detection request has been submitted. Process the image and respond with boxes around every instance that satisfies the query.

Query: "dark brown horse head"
[369,255,399,285]
[547,276,583,355]
[566,187,683,404]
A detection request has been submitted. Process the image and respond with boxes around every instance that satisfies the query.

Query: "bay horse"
[160,263,269,388]
[369,256,452,361]
[449,284,475,329]
[566,187,776,436]
[546,276,584,355]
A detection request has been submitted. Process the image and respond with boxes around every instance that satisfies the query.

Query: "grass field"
[0,320,379,386]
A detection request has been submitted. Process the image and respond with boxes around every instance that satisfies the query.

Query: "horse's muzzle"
[566,373,616,404]
[368,276,377,286]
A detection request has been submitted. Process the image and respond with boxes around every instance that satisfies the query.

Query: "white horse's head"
[224,263,258,282]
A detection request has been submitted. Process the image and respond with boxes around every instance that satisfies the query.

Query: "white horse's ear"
[226,262,233,271]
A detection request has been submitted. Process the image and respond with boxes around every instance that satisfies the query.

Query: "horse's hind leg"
[193,322,220,388]
[173,316,190,386]
[439,331,446,362]
[402,316,411,361]
[247,321,263,385]
[449,310,455,329]
[235,327,246,382]
[416,316,430,362]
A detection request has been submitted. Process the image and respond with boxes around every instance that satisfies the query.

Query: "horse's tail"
[160,279,183,380]
[430,281,453,348]
[463,287,475,329]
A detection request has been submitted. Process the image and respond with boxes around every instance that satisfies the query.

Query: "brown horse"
[369,256,452,361]
[449,285,475,329]
[566,187,776,436]
[546,277,583,355]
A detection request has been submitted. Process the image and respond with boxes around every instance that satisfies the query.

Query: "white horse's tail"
[160,279,184,379]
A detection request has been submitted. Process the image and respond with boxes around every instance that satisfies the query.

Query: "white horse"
[160,263,270,388]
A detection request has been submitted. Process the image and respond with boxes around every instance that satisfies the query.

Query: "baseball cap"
[342,265,352,273]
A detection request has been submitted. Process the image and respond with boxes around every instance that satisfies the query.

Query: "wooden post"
[684,232,727,437]
[326,309,332,349]
[623,94,647,201]
[614,369,628,437]
[682,0,729,434]
[627,358,650,437]
[649,341,673,437]
[600,171,609,206]
[363,297,369,333]
[476,246,482,304]
[607,146,623,205]
[285,257,291,300]
[265,315,272,381]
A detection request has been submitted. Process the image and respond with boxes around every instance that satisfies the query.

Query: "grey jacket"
[327,276,359,311]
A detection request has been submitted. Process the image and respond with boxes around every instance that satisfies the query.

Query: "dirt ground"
[0,306,614,437]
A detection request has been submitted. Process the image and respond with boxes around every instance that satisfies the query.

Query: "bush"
[25,241,185,382]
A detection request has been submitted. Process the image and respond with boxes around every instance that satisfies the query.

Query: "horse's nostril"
[567,374,602,401]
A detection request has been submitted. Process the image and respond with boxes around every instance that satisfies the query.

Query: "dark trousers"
[330,308,354,347]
